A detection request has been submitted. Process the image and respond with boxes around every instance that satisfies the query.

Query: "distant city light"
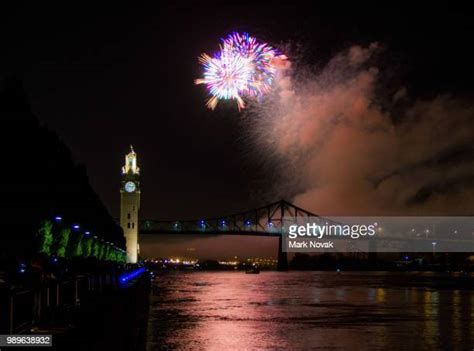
[54,216,62,222]
[85,231,91,235]
[19,263,26,273]
[219,260,240,266]
[72,224,80,230]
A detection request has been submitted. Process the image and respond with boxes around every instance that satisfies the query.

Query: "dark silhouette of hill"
[0,76,124,260]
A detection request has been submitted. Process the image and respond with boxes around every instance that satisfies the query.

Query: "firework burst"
[195,51,253,110]
[195,32,286,110]
[222,32,279,97]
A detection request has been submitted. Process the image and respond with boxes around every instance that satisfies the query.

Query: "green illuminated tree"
[81,237,93,258]
[67,231,83,257]
[37,220,54,255]
[56,228,70,258]
[92,239,100,258]
[96,241,103,260]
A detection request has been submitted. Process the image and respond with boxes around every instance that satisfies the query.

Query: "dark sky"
[2,3,473,258]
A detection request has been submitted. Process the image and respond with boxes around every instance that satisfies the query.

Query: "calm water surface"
[146,272,474,350]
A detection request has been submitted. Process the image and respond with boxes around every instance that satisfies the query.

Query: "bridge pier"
[277,235,288,271]
[368,238,377,268]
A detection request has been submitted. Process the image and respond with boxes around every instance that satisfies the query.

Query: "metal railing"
[0,273,120,334]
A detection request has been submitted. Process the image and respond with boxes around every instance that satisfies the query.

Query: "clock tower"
[120,146,141,263]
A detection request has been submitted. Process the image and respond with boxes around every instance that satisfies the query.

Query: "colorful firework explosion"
[195,32,286,110]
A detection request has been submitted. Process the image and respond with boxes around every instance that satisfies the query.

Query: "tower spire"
[122,145,139,175]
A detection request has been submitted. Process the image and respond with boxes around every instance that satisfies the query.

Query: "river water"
[146,271,474,350]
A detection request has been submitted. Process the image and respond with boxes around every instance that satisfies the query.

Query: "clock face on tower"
[124,181,136,193]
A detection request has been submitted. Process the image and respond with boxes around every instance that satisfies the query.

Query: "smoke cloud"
[251,43,474,216]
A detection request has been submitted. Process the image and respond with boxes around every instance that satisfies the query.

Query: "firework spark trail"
[195,32,287,110]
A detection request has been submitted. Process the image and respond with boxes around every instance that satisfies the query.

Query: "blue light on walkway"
[119,267,146,286]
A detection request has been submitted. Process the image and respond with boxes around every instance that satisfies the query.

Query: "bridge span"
[139,200,317,270]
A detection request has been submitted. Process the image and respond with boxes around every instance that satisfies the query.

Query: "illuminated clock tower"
[120,146,141,263]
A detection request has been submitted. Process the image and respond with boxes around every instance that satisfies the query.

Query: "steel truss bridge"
[140,200,317,270]
[140,200,316,236]
[139,199,474,270]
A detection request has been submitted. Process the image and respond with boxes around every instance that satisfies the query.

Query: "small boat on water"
[245,264,260,274]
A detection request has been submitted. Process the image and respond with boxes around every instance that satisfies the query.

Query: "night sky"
[2,3,474,258]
